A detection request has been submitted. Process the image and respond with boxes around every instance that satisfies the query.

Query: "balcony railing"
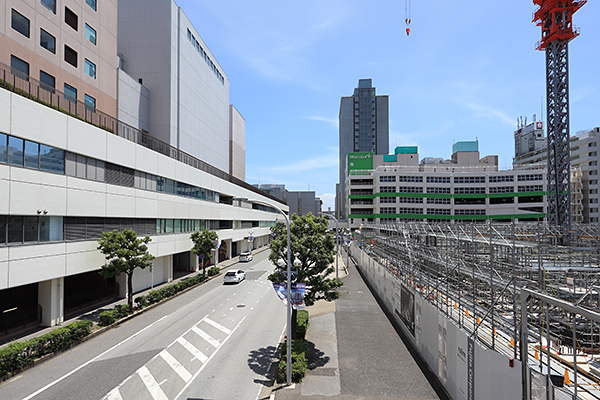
[0,62,285,206]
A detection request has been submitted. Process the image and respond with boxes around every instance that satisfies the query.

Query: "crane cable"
[405,0,411,36]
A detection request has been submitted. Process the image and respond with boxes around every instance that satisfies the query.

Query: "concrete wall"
[117,68,149,132]
[229,105,245,181]
[350,243,522,400]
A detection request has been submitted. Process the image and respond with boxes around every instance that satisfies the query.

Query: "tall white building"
[345,142,547,229]
[0,0,285,335]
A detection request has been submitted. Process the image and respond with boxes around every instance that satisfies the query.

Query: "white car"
[239,252,253,262]
[224,269,245,284]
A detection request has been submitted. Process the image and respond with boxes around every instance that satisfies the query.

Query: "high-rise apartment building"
[1,0,118,117]
[337,79,389,220]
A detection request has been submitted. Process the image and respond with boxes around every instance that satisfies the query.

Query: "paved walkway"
[272,250,447,400]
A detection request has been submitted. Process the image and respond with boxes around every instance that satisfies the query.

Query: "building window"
[24,141,39,169]
[10,55,29,81]
[64,83,77,103]
[86,0,97,11]
[64,45,78,67]
[40,70,55,92]
[85,59,96,79]
[41,0,56,14]
[65,7,78,31]
[85,24,96,45]
[40,145,65,174]
[8,136,24,166]
[0,133,6,164]
[11,9,30,38]
[40,28,56,53]
[84,94,96,112]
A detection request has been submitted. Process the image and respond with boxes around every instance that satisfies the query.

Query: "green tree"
[190,230,218,275]
[97,229,155,311]
[268,213,342,336]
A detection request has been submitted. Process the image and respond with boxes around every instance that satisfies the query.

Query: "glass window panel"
[174,219,181,233]
[76,154,86,178]
[86,0,97,12]
[86,157,96,180]
[64,7,78,31]
[40,145,65,174]
[0,216,5,244]
[84,94,96,112]
[40,28,56,53]
[64,151,76,176]
[0,133,7,164]
[96,160,104,181]
[10,55,29,81]
[64,45,77,68]
[40,70,55,92]
[24,216,38,242]
[85,59,96,79]
[156,176,164,192]
[41,0,56,14]
[8,216,23,243]
[40,216,62,241]
[64,83,77,103]
[11,9,30,38]
[165,179,175,194]
[8,136,24,166]
[24,140,39,169]
[166,219,174,233]
[85,24,96,45]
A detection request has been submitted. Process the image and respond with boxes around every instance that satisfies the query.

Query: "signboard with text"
[347,152,373,172]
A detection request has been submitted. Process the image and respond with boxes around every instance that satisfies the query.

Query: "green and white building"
[345,142,547,228]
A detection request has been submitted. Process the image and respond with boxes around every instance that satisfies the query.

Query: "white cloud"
[301,115,338,130]
[319,193,336,212]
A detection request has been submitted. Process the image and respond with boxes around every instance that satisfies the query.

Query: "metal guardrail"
[0,62,286,207]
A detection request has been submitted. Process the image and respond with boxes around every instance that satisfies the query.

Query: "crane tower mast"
[533,0,585,228]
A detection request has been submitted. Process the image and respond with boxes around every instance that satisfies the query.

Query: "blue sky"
[176,0,600,211]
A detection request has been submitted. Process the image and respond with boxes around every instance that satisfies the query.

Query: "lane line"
[204,318,231,334]
[138,366,168,400]
[174,316,247,400]
[159,350,193,383]
[177,337,208,363]
[191,326,220,348]
[22,315,169,400]
[106,388,123,400]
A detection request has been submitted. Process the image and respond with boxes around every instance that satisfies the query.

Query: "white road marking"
[22,315,169,400]
[138,366,168,400]
[158,379,167,386]
[177,337,208,363]
[106,388,123,400]
[191,326,220,348]
[204,317,232,334]
[174,316,247,400]
[230,307,234,311]
[160,350,193,382]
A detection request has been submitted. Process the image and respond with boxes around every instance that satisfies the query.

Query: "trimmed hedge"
[207,266,220,276]
[277,310,310,383]
[0,320,93,379]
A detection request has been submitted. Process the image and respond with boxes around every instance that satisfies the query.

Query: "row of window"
[186,29,225,85]
[518,174,543,181]
[454,187,486,194]
[0,133,221,204]
[518,185,544,192]
[454,176,485,184]
[426,176,450,183]
[11,7,97,78]
[42,0,97,14]
[428,209,451,215]
[489,186,514,194]
[376,186,545,195]
[489,175,515,183]
[380,176,395,182]
[427,198,451,204]
[0,216,271,245]
[11,54,96,110]
[397,176,423,183]
[455,210,486,216]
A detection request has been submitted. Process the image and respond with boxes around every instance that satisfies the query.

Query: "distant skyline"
[175,0,600,211]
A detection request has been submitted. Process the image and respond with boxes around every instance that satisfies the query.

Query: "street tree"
[268,213,342,336]
[97,229,154,311]
[190,229,218,274]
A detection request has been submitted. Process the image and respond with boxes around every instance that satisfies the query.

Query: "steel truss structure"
[357,221,600,398]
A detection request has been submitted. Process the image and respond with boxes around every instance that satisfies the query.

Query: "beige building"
[1,0,117,117]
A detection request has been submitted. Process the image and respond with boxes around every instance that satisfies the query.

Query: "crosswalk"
[101,316,243,400]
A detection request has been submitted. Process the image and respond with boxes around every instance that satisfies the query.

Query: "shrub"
[0,320,93,379]
[296,310,309,340]
[207,266,220,276]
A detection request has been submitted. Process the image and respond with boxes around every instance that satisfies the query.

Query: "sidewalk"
[1,247,268,347]
[272,250,445,400]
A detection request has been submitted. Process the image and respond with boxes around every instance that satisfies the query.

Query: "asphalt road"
[0,251,286,400]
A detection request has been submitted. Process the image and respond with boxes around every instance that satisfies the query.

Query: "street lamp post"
[320,212,339,279]
[234,197,293,385]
